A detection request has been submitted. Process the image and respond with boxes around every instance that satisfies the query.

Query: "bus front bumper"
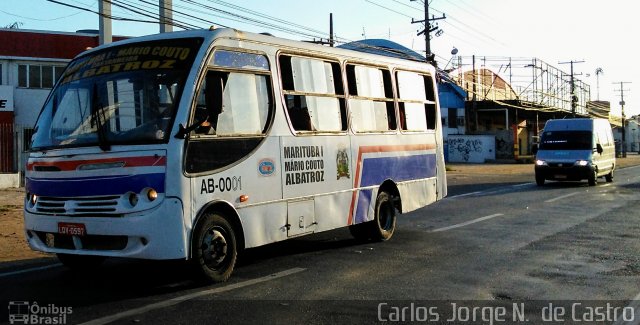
[23,198,188,260]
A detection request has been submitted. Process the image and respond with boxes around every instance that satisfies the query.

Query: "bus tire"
[192,212,237,283]
[56,253,105,270]
[371,191,396,241]
[349,223,371,242]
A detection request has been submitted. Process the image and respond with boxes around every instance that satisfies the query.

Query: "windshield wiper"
[91,84,111,151]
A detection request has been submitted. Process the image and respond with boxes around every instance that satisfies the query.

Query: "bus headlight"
[535,160,547,166]
[27,193,38,206]
[575,160,589,166]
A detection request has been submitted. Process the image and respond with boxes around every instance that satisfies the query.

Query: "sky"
[1,0,637,117]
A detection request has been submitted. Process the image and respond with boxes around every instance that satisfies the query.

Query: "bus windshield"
[31,37,202,151]
[539,130,592,150]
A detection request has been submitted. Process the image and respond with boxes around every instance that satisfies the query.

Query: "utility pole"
[98,0,112,45]
[159,0,173,33]
[559,60,585,117]
[613,81,632,157]
[305,13,334,46]
[410,0,445,64]
[329,13,334,47]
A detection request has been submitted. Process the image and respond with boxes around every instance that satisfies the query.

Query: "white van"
[533,118,615,186]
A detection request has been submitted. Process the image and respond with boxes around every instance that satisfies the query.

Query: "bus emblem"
[336,149,350,179]
[258,158,276,176]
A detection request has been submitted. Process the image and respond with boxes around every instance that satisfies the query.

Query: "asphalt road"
[2,164,640,324]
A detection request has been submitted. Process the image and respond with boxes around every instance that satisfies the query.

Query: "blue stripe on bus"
[360,154,436,187]
[355,154,436,223]
[26,173,165,197]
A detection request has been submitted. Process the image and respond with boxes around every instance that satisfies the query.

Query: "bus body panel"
[349,132,439,223]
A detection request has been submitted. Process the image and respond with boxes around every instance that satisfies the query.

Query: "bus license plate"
[58,222,86,236]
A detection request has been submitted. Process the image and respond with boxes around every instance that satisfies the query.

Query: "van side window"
[279,55,346,132]
[346,64,396,132]
[396,70,437,131]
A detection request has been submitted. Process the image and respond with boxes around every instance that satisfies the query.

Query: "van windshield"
[538,130,592,150]
[30,37,202,151]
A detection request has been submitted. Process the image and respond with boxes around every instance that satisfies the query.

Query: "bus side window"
[396,71,437,131]
[193,72,225,135]
[186,50,274,174]
[347,64,396,132]
[285,95,313,131]
[279,55,346,133]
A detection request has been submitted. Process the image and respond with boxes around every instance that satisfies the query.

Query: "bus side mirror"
[532,144,538,155]
[596,143,603,154]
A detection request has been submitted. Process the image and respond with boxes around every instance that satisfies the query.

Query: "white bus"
[24,28,446,282]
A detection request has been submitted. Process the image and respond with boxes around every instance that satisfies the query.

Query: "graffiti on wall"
[449,138,483,162]
[447,135,496,163]
[495,130,514,159]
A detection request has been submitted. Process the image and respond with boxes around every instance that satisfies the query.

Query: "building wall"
[447,135,496,163]
[0,29,128,173]
[438,79,467,162]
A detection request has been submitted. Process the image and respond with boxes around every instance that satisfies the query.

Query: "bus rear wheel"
[192,213,237,283]
[371,191,397,241]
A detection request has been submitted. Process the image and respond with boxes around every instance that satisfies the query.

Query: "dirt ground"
[0,187,50,263]
[2,154,638,265]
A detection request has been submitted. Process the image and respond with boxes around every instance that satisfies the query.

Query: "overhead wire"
[205,0,329,38]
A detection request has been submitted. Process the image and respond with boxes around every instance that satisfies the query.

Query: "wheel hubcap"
[201,227,228,270]
[380,201,394,230]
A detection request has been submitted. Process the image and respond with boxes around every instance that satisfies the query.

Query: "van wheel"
[57,253,105,270]
[588,170,597,186]
[535,173,545,186]
[192,213,237,283]
[370,191,397,241]
[605,170,613,183]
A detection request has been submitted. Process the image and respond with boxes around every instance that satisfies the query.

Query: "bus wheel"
[371,191,397,241]
[56,253,105,270]
[192,213,237,283]
[349,223,371,242]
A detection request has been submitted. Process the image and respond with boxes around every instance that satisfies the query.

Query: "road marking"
[613,290,640,325]
[448,183,531,200]
[544,192,580,203]
[447,191,483,199]
[431,214,504,233]
[79,267,306,325]
[0,263,62,278]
